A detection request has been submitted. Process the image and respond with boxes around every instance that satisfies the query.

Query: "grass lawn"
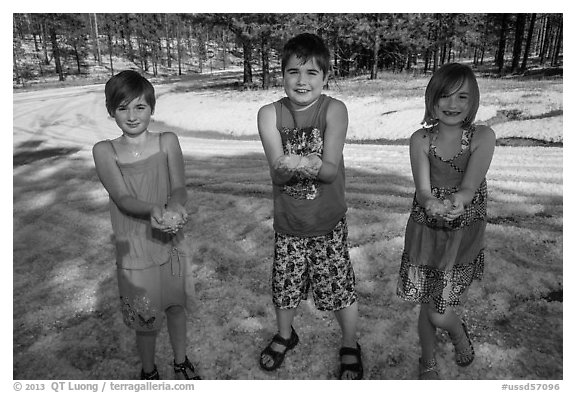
[12,72,563,382]
[13,139,562,380]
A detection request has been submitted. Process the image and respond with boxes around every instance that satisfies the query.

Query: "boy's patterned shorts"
[272,217,357,311]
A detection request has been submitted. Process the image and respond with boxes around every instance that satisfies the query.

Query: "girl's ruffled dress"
[397,126,487,313]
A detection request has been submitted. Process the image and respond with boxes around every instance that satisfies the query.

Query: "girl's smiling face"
[113,95,152,137]
[434,79,472,127]
[283,55,327,108]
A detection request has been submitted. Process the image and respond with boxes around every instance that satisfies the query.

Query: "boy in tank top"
[257,33,362,380]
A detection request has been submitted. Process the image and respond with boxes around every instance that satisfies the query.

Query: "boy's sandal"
[174,356,202,380]
[418,357,440,380]
[339,343,363,380]
[140,365,160,380]
[450,321,475,367]
[259,326,299,371]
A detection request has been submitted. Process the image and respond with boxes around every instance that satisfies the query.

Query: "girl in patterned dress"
[396,63,496,379]
[257,33,362,380]
[93,70,200,380]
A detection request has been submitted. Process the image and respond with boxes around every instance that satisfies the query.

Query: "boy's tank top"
[272,94,347,237]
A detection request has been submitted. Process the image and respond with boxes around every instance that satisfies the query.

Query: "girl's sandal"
[140,365,160,380]
[339,343,363,380]
[174,356,202,380]
[259,326,299,371]
[418,358,440,380]
[450,321,475,367]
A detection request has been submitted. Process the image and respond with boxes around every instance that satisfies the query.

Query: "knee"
[165,305,185,317]
[425,306,450,329]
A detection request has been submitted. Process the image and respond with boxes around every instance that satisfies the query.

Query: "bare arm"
[92,140,161,218]
[409,129,448,215]
[257,103,296,185]
[161,132,188,212]
[316,98,348,184]
[410,130,435,205]
[451,125,496,207]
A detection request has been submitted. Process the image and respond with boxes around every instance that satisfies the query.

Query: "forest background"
[12,11,564,387]
[13,13,563,90]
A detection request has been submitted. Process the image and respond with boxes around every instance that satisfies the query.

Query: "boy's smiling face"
[283,55,327,108]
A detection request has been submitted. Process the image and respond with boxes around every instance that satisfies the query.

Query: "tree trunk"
[40,22,49,65]
[32,31,44,75]
[13,42,22,86]
[540,15,552,64]
[551,17,563,66]
[496,13,508,74]
[107,32,114,76]
[186,23,196,72]
[521,13,537,72]
[432,15,440,71]
[406,51,412,71]
[94,13,102,65]
[152,40,159,76]
[370,29,380,80]
[123,15,134,62]
[222,30,227,70]
[242,38,253,85]
[261,32,270,89]
[511,14,526,73]
[176,21,182,76]
[164,15,172,69]
[49,24,64,81]
[73,42,81,74]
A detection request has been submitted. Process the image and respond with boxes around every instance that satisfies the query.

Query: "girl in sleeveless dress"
[396,63,496,379]
[93,70,200,380]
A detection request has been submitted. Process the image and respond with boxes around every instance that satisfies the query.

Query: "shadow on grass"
[13,140,81,166]
[13,148,562,379]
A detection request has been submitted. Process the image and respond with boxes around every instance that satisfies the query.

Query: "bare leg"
[260,307,298,369]
[426,306,466,349]
[334,301,359,348]
[426,305,473,365]
[334,301,360,379]
[166,305,187,364]
[136,330,158,374]
[418,303,437,362]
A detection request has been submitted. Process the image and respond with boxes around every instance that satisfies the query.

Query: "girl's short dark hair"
[423,63,480,128]
[105,70,156,116]
[281,33,330,77]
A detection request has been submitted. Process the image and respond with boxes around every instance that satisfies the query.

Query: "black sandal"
[339,343,363,380]
[418,357,440,380]
[450,321,475,367]
[140,365,160,380]
[259,326,299,371]
[174,356,202,380]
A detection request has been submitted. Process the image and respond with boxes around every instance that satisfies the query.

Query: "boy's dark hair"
[423,63,480,128]
[105,70,156,116]
[281,33,330,77]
